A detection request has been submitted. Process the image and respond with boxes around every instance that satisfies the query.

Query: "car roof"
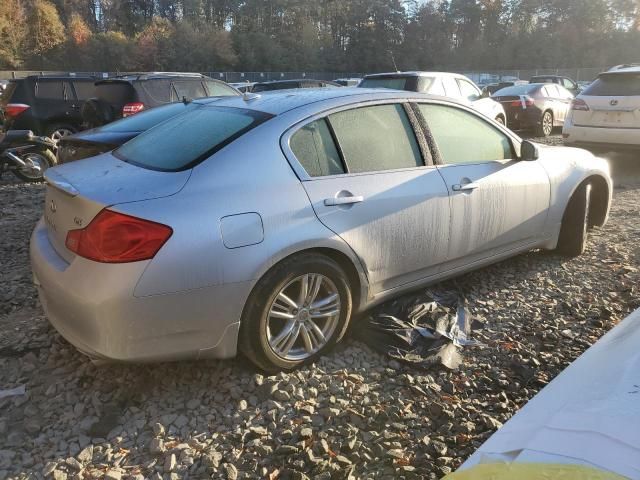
[364,71,467,79]
[603,65,640,74]
[203,88,451,115]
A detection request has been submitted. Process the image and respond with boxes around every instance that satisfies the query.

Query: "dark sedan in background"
[492,83,574,136]
[57,97,224,163]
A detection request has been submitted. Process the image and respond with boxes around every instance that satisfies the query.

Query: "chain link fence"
[1,67,609,83]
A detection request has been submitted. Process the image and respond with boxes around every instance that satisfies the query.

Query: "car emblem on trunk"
[49,200,56,213]
[610,99,619,106]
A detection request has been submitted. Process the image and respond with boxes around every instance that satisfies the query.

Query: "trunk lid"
[43,153,190,262]
[574,73,640,128]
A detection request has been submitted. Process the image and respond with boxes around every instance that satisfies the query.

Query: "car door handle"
[452,183,479,191]
[324,195,364,206]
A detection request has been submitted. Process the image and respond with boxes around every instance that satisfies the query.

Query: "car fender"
[536,145,612,236]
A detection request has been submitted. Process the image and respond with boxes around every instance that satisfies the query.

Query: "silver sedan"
[30,88,612,372]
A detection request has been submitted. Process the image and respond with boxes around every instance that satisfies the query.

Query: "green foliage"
[1,0,639,71]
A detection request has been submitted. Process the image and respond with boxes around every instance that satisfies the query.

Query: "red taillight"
[4,103,30,119]
[571,98,590,111]
[122,102,144,117]
[510,97,534,108]
[65,209,172,263]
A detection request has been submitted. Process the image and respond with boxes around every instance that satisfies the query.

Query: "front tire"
[239,253,353,373]
[556,183,591,257]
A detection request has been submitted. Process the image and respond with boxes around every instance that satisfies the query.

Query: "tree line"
[1,0,639,73]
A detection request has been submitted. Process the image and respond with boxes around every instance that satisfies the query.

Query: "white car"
[360,71,507,126]
[563,65,640,150]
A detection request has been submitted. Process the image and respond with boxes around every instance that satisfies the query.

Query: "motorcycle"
[0,130,57,183]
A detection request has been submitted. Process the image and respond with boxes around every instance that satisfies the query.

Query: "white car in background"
[360,71,507,125]
[563,65,640,150]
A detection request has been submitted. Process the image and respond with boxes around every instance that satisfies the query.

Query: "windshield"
[114,106,272,171]
[359,78,409,90]
[494,84,540,96]
[98,102,200,133]
[582,74,640,96]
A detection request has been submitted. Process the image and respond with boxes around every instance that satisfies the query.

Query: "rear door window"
[114,106,272,171]
[36,80,64,99]
[139,79,172,104]
[457,79,481,100]
[327,104,422,173]
[173,80,207,100]
[72,80,96,100]
[442,77,461,98]
[204,80,239,97]
[290,119,345,177]
[583,74,640,96]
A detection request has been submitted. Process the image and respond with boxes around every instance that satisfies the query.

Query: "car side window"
[205,80,239,97]
[419,103,512,164]
[173,80,207,100]
[36,80,64,99]
[290,119,345,177]
[427,78,446,96]
[562,78,575,90]
[140,79,173,104]
[328,104,422,173]
[71,81,95,100]
[457,79,480,101]
[442,77,461,98]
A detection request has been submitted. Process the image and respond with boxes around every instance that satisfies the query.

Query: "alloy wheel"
[49,128,74,144]
[266,273,341,361]
[542,112,553,136]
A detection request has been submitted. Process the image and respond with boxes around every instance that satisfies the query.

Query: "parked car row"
[0,73,240,140]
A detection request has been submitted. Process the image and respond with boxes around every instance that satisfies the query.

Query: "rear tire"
[556,183,591,257]
[537,111,554,137]
[12,148,56,183]
[239,253,353,373]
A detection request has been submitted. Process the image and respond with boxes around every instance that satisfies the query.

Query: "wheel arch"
[562,174,610,227]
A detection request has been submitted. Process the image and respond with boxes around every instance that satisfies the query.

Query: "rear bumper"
[563,124,640,150]
[30,218,248,362]
[504,108,540,130]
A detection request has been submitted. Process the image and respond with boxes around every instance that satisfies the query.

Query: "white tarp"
[460,307,640,479]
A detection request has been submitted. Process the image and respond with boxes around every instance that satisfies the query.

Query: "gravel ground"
[1,136,639,480]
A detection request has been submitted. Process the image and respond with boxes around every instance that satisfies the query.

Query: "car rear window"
[530,76,556,84]
[359,78,408,90]
[114,106,272,171]
[99,102,200,133]
[494,84,539,96]
[252,82,297,92]
[582,74,640,96]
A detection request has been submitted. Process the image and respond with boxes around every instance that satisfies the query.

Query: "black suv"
[81,73,239,128]
[1,75,97,141]
[251,79,342,92]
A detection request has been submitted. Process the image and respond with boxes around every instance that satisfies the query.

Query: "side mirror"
[521,140,539,161]
[481,89,490,99]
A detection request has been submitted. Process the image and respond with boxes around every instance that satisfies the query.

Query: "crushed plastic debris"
[0,384,26,399]
[356,289,482,369]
